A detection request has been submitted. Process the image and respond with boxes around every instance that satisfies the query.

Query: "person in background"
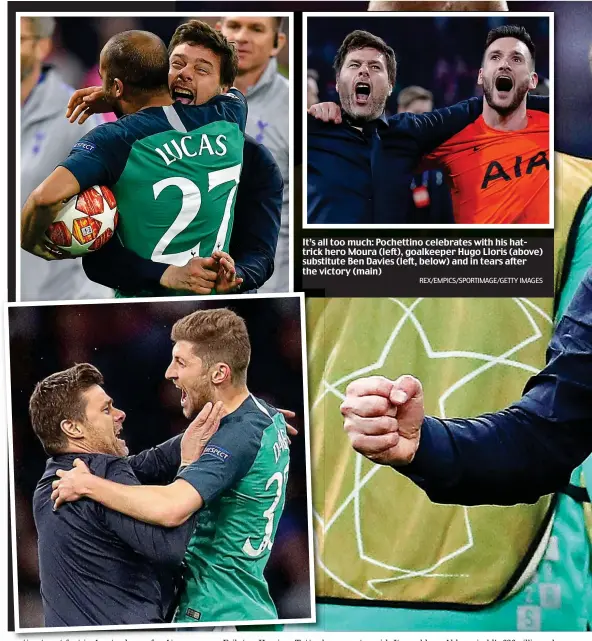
[217,16,290,293]
[20,16,112,301]
[396,85,453,224]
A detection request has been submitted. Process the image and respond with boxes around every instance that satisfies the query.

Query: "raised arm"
[342,268,592,506]
[100,461,198,564]
[61,464,203,528]
[397,97,483,156]
[128,403,223,485]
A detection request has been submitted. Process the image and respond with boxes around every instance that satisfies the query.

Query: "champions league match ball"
[45,185,119,256]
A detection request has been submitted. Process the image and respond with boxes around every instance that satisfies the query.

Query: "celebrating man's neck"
[131,90,174,114]
[217,385,250,417]
[59,441,98,456]
[482,101,528,131]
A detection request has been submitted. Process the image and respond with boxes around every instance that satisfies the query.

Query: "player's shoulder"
[200,399,270,463]
[227,395,277,423]
[226,87,247,104]
[77,117,135,146]
[176,90,246,126]
[220,395,280,438]
[92,453,137,481]
[526,109,550,127]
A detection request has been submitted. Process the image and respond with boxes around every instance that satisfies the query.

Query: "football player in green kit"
[51,308,290,626]
[21,24,245,296]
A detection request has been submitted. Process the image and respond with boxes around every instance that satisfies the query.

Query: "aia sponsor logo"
[481,151,549,189]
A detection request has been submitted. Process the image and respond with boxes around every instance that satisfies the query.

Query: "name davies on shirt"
[155,133,229,166]
[481,151,549,190]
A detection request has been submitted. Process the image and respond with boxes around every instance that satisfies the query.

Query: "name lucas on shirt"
[481,151,549,190]
[155,134,228,166]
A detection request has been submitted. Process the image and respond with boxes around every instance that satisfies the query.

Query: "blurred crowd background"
[307,15,550,114]
[9,297,310,628]
[45,15,289,95]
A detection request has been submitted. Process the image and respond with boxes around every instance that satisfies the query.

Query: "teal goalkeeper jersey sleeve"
[60,91,246,274]
[174,394,290,624]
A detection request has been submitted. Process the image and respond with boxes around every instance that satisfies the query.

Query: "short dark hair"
[29,363,104,456]
[333,30,396,86]
[484,24,536,66]
[169,20,238,87]
[171,309,250,385]
[102,30,170,95]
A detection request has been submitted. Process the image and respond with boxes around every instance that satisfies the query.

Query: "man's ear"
[272,31,287,58]
[60,419,84,440]
[114,78,124,98]
[211,363,231,385]
[477,67,484,87]
[529,71,539,91]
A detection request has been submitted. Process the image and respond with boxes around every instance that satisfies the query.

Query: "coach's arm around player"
[52,400,224,528]
[52,401,297,528]
[341,267,592,506]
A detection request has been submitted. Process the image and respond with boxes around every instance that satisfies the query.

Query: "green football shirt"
[60,91,246,296]
[174,394,290,624]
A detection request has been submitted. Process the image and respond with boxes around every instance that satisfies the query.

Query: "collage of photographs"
[3,1,592,640]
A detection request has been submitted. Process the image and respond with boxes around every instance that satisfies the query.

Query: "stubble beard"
[184,380,215,419]
[482,76,530,117]
[338,82,387,123]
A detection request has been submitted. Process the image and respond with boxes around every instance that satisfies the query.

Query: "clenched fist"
[340,375,424,466]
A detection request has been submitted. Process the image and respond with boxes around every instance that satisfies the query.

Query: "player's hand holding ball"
[25,240,73,261]
[340,375,424,466]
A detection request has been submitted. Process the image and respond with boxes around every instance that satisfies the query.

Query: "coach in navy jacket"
[30,364,208,627]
